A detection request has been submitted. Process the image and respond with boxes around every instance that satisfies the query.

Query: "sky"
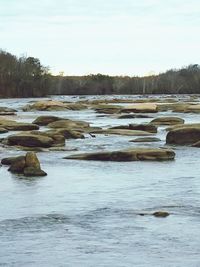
[0,0,200,76]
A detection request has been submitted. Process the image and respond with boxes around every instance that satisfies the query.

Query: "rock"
[191,141,200,147]
[166,127,200,145]
[8,157,26,174]
[25,152,41,169]
[110,124,157,133]
[64,103,88,110]
[5,152,47,177]
[0,107,17,113]
[184,104,200,113]
[93,104,122,114]
[0,119,39,131]
[32,116,63,126]
[0,112,16,116]
[121,103,158,113]
[0,127,8,134]
[90,129,154,136]
[65,147,175,161]
[153,211,170,217]
[150,117,184,126]
[23,167,47,177]
[48,129,85,139]
[129,124,157,133]
[166,123,200,132]
[22,100,68,111]
[1,156,25,165]
[118,114,153,119]
[130,137,161,143]
[47,119,89,129]
[7,133,54,148]
[23,100,87,112]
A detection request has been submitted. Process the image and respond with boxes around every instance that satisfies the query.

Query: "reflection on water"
[0,95,200,266]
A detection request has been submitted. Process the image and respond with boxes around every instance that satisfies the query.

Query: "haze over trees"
[0,50,200,97]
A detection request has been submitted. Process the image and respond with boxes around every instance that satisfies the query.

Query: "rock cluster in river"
[1,152,47,176]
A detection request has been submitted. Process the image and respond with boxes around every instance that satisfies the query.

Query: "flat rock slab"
[121,103,158,113]
[150,117,184,125]
[65,148,175,161]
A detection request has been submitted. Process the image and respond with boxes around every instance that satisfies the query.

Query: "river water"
[0,95,200,267]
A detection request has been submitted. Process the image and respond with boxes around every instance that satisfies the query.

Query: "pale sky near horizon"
[0,0,200,76]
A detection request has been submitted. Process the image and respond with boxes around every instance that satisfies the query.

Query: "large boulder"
[3,152,47,176]
[65,148,175,161]
[6,133,54,148]
[166,127,200,145]
[150,117,184,126]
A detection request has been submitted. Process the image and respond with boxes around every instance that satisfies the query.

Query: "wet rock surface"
[2,152,47,176]
[65,148,175,161]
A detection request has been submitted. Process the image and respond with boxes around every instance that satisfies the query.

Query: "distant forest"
[1,49,200,97]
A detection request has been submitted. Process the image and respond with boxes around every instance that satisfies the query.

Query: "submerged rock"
[90,129,154,136]
[153,211,170,217]
[130,137,161,143]
[64,147,175,161]
[118,114,153,119]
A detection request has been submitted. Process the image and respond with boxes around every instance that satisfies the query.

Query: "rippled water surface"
[0,95,200,267]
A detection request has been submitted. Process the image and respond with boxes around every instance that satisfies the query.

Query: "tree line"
[1,49,200,97]
[0,50,50,97]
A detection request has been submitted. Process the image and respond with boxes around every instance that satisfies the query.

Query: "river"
[0,95,200,267]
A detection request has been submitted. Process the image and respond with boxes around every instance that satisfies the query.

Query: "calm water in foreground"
[0,95,200,267]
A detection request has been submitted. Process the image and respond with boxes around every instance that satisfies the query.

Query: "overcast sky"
[0,0,200,76]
